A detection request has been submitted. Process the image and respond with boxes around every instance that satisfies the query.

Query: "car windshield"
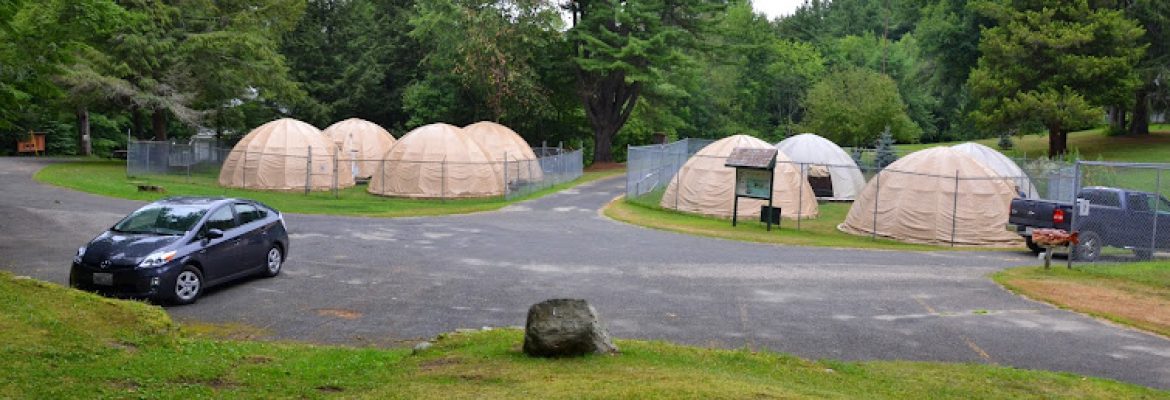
[112,204,207,235]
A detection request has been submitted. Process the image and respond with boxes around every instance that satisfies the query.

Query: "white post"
[872,169,881,240]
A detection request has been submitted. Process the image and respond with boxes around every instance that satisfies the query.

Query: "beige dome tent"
[368,123,503,198]
[463,121,543,182]
[775,133,867,200]
[218,118,355,191]
[839,147,1022,246]
[951,142,1038,198]
[322,118,396,181]
[661,134,818,220]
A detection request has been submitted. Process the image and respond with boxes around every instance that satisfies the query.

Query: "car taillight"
[1053,209,1065,224]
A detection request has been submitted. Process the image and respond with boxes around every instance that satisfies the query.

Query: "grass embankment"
[1,272,1164,398]
[995,262,1170,338]
[898,124,1170,162]
[34,160,621,217]
[606,191,992,251]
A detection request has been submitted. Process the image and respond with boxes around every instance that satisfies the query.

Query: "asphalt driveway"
[2,157,1168,389]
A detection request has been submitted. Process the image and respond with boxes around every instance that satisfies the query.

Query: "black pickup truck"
[1008,186,1170,261]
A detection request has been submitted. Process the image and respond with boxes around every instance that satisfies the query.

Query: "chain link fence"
[126,140,583,200]
[1068,161,1170,263]
[625,139,1081,247]
[626,138,714,198]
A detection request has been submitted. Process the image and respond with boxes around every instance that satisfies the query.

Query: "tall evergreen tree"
[967,0,1145,156]
[564,0,722,163]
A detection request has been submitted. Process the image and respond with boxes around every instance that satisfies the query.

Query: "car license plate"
[92,273,113,286]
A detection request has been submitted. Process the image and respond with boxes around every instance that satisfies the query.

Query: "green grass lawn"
[34,160,621,217]
[608,190,980,251]
[994,262,1170,338]
[898,124,1170,162]
[1,272,1163,399]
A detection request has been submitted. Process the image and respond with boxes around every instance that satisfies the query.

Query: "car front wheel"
[170,265,203,305]
[261,245,283,278]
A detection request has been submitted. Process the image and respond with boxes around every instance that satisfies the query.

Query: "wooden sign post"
[725,147,779,231]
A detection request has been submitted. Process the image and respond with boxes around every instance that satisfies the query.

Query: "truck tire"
[1073,231,1102,262]
[1024,237,1043,255]
[1133,248,1154,260]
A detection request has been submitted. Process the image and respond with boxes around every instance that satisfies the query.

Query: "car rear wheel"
[1024,237,1043,255]
[261,245,283,278]
[170,265,203,305]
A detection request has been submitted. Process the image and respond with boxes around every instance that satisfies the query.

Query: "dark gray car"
[69,197,290,305]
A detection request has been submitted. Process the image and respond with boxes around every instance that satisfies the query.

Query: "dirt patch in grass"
[242,355,275,364]
[316,384,345,392]
[999,273,1170,337]
[174,376,243,390]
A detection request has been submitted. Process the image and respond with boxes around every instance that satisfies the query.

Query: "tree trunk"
[1107,105,1126,133]
[593,127,615,163]
[131,108,144,140]
[1131,87,1150,135]
[1047,124,1067,158]
[580,73,641,164]
[151,109,167,140]
[76,106,92,156]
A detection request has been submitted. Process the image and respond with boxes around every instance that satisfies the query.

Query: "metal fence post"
[441,157,447,203]
[1152,168,1162,258]
[242,150,248,188]
[797,162,805,231]
[379,158,386,195]
[1069,161,1081,267]
[503,151,510,199]
[872,169,881,240]
[305,147,312,195]
[333,145,339,199]
[674,156,682,210]
[951,170,960,247]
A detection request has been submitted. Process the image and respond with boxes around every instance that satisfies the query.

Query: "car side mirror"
[204,228,224,239]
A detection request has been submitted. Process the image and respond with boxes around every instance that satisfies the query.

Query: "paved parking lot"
[2,157,1168,389]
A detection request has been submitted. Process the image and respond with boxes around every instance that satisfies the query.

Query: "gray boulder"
[523,299,617,357]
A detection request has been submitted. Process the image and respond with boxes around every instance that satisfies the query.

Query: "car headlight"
[138,250,177,268]
[74,246,86,263]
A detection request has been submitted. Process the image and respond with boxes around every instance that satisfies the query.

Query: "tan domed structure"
[839,147,1022,246]
[951,142,1038,198]
[661,134,818,220]
[322,118,396,180]
[368,123,503,198]
[463,121,543,182]
[218,118,355,190]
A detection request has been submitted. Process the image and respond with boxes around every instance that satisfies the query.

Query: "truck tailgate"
[1008,198,1071,230]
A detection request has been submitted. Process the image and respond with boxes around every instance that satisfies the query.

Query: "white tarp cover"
[951,142,1038,198]
[661,134,818,220]
[218,118,355,190]
[367,123,504,198]
[775,133,867,200]
[463,121,544,182]
[322,118,397,180]
[839,147,1022,246]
